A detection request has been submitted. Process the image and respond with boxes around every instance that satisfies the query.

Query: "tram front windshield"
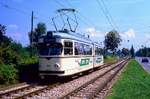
[39,43,62,56]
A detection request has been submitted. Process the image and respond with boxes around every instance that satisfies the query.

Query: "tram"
[37,8,103,78]
[38,30,103,78]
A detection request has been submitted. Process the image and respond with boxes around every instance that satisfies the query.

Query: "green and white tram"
[38,30,103,78]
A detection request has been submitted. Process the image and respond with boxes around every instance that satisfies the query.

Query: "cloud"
[124,28,136,38]
[85,27,106,38]
[144,33,150,39]
[120,28,136,40]
[8,24,18,29]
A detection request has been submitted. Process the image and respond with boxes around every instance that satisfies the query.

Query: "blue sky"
[0,0,150,51]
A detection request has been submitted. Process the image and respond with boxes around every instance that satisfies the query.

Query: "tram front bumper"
[39,70,65,76]
[39,70,64,74]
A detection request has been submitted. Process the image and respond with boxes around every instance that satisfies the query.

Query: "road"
[135,57,150,73]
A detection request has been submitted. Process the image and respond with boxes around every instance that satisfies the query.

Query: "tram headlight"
[54,63,60,69]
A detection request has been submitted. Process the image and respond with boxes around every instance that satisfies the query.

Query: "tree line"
[136,47,150,57]
[104,30,135,58]
[0,24,38,84]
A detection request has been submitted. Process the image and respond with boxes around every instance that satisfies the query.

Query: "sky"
[0,0,150,51]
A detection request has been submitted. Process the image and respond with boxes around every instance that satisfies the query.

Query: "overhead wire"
[66,0,120,32]
[0,2,54,27]
[1,0,119,33]
[53,0,100,28]
[66,0,102,29]
[95,0,116,30]
[100,0,120,31]
[0,2,31,16]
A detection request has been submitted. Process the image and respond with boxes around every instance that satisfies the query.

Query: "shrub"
[19,55,38,66]
[0,64,17,84]
[0,44,18,65]
[104,55,118,63]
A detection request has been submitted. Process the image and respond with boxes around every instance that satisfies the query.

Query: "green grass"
[104,56,118,63]
[107,60,150,99]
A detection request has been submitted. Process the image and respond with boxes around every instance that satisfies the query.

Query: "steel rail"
[0,58,127,99]
[88,60,128,99]
[60,59,128,98]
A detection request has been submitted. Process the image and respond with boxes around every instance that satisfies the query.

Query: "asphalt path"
[135,57,150,73]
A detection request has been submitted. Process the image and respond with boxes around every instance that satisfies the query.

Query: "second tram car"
[38,30,103,78]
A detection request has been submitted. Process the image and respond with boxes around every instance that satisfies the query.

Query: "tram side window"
[75,42,92,55]
[99,48,103,55]
[75,42,83,55]
[95,47,103,55]
[84,45,92,55]
[95,47,99,55]
[64,41,73,55]
[75,43,78,55]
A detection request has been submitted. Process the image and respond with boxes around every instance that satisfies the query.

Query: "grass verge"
[107,59,150,99]
[104,55,118,63]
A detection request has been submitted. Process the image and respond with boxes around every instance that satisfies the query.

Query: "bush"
[0,25,39,84]
[104,55,118,63]
[19,55,38,66]
[0,44,18,65]
[0,59,3,64]
[0,64,17,84]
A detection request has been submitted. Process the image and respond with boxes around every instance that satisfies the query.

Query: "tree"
[0,64,17,84]
[142,47,148,57]
[130,45,135,58]
[135,47,150,57]
[28,22,47,45]
[104,30,122,54]
[35,22,46,36]
[0,24,6,42]
[122,48,129,56]
[28,31,37,45]
[116,49,122,57]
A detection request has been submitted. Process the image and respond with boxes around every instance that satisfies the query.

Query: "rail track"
[0,83,60,99]
[29,59,127,98]
[0,59,128,99]
[0,84,45,99]
[61,59,128,99]
[0,83,31,98]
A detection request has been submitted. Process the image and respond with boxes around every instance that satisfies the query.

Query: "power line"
[53,0,101,29]
[66,0,101,29]
[96,0,116,30]
[100,0,120,31]
[53,0,66,8]
[3,0,51,19]
[0,2,31,16]
[0,2,54,27]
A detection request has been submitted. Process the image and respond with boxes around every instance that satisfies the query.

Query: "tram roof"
[52,31,93,44]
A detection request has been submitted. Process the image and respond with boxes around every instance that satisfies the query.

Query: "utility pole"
[31,11,34,56]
